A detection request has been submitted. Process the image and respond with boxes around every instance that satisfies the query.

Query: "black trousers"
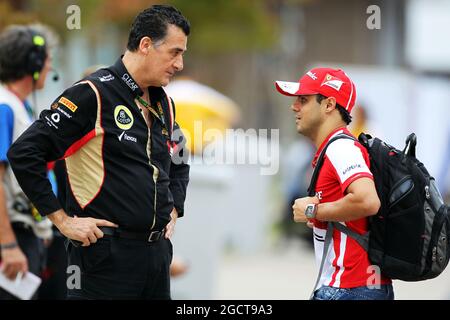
[66,236,173,300]
[0,223,46,300]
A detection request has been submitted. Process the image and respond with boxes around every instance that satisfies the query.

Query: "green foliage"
[27,0,103,40]
[2,0,278,52]
[168,0,278,53]
[0,2,36,31]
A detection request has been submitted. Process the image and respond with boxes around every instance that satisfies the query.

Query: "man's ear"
[139,36,152,55]
[325,97,337,113]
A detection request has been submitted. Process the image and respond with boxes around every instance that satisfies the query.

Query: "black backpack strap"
[310,224,370,299]
[309,221,370,298]
[309,133,356,297]
[333,222,369,251]
[308,133,371,251]
[310,222,334,299]
[307,133,356,197]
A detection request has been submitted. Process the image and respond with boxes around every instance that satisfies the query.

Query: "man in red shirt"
[275,68,394,300]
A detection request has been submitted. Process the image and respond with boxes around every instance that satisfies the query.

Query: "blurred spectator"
[349,104,383,139]
[170,257,189,278]
[0,24,57,299]
[280,136,315,244]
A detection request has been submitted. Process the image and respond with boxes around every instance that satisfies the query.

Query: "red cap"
[275,67,357,113]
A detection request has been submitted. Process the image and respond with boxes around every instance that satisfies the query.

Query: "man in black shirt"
[7,5,190,299]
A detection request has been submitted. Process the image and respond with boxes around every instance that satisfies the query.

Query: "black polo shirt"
[8,58,190,231]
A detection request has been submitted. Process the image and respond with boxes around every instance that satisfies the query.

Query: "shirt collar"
[110,56,144,97]
[23,100,33,120]
[312,126,352,167]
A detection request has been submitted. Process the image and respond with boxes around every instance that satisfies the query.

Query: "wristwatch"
[304,203,318,219]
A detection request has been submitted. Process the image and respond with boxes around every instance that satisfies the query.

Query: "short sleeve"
[326,139,373,193]
[0,104,14,162]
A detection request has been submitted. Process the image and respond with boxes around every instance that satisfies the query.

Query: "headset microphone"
[51,68,60,81]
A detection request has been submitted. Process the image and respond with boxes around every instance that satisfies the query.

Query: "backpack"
[309,132,450,283]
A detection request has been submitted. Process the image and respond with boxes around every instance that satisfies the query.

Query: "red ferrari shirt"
[311,127,391,288]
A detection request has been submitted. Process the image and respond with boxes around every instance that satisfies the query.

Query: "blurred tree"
[0,0,283,129]
[28,0,104,41]
[169,0,278,53]
[0,1,37,30]
[2,0,277,53]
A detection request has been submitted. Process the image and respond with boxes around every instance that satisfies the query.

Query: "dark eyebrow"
[172,47,186,53]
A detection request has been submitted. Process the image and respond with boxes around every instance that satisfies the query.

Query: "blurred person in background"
[349,103,384,139]
[275,67,393,300]
[0,24,56,299]
[349,104,369,138]
[279,135,315,245]
[7,5,190,299]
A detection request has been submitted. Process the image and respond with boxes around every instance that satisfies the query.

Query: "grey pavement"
[214,239,450,300]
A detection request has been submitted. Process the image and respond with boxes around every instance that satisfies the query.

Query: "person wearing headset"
[0,24,56,299]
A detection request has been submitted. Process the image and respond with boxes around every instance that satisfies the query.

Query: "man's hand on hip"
[165,208,178,239]
[48,209,118,247]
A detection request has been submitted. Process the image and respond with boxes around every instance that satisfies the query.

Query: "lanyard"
[136,95,169,134]
[137,96,177,156]
[136,95,176,156]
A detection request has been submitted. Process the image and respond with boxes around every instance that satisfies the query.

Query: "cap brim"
[275,81,319,96]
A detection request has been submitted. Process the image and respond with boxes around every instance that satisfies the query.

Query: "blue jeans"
[312,284,394,300]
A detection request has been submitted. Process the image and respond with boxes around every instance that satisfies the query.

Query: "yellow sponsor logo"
[114,105,134,130]
[58,97,78,112]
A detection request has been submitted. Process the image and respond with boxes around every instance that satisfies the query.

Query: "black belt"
[69,227,165,247]
[101,227,165,243]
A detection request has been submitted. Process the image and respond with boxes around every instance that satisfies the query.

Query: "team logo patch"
[51,102,58,110]
[342,163,362,176]
[117,131,137,143]
[121,73,138,91]
[306,71,318,80]
[51,113,60,123]
[321,74,344,91]
[276,81,300,94]
[114,105,134,130]
[99,74,115,82]
[315,191,323,200]
[58,97,78,112]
